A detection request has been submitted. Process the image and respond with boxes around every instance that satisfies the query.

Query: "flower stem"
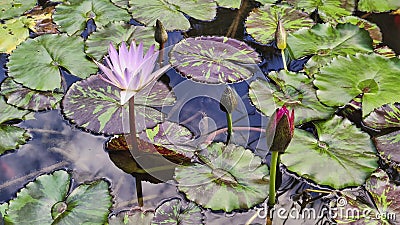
[226,112,233,143]
[128,97,144,207]
[281,49,288,71]
[268,151,279,207]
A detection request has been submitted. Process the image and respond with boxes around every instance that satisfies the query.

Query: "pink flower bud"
[266,106,294,153]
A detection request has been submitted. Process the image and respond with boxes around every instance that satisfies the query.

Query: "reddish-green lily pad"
[285,0,355,21]
[364,103,400,130]
[152,198,203,225]
[170,36,260,84]
[358,0,400,12]
[62,75,175,135]
[336,169,400,224]
[374,130,400,165]
[1,78,63,111]
[109,208,154,225]
[245,4,314,45]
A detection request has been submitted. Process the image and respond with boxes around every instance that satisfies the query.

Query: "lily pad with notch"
[170,36,260,84]
[285,0,355,21]
[7,34,97,92]
[335,169,400,224]
[358,0,400,12]
[314,53,400,117]
[85,21,158,61]
[288,23,373,76]
[249,71,335,125]
[364,103,400,130]
[175,142,270,212]
[4,170,112,225]
[281,115,378,189]
[337,16,382,46]
[53,0,130,35]
[62,75,175,135]
[0,16,34,54]
[1,78,63,111]
[129,0,217,31]
[245,4,314,45]
[152,198,203,225]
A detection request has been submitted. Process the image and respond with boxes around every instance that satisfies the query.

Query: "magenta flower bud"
[266,106,294,153]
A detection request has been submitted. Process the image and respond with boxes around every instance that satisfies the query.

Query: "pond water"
[1,1,400,225]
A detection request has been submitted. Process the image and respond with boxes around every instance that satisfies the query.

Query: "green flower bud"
[275,20,287,50]
[155,19,168,45]
[220,86,238,113]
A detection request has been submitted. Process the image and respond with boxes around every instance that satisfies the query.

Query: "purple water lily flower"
[95,41,170,105]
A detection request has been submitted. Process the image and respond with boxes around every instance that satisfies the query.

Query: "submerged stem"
[281,49,288,71]
[128,97,144,207]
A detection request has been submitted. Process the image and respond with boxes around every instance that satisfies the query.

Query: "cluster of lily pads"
[1,0,400,224]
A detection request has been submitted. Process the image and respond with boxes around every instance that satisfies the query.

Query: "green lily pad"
[175,142,269,212]
[337,16,382,45]
[314,54,400,117]
[358,0,400,12]
[0,0,37,20]
[245,4,314,45]
[249,71,335,125]
[129,0,217,31]
[373,130,400,165]
[109,208,154,225]
[288,23,373,75]
[0,96,31,124]
[0,202,9,224]
[53,0,130,35]
[336,169,399,224]
[364,103,400,129]
[1,78,63,111]
[0,16,35,54]
[281,116,378,189]
[5,170,112,225]
[215,0,241,8]
[0,125,31,155]
[285,0,355,21]
[62,75,174,135]
[170,36,260,84]
[151,198,203,225]
[7,34,97,91]
[85,21,158,61]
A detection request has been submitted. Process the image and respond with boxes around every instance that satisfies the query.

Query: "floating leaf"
[62,75,174,135]
[245,4,314,45]
[215,0,241,8]
[336,169,400,224]
[249,71,335,125]
[0,96,31,124]
[314,54,400,117]
[109,208,154,225]
[358,0,400,12]
[0,125,31,155]
[175,142,269,212]
[0,0,37,20]
[111,0,129,9]
[7,34,97,91]
[337,16,382,45]
[26,6,59,36]
[170,36,260,84]
[85,21,157,60]
[285,0,355,21]
[0,17,34,54]
[53,0,130,35]
[152,198,203,225]
[374,46,397,59]
[288,23,373,75]
[129,0,217,31]
[374,130,400,165]
[281,116,378,189]
[5,170,112,225]
[1,78,63,111]
[364,103,400,129]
